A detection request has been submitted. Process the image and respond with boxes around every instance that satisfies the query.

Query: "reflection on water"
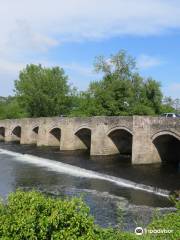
[0,142,179,231]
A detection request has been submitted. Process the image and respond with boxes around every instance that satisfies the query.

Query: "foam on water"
[0,148,170,197]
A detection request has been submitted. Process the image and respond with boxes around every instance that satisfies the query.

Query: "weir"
[0,116,179,164]
[0,148,170,197]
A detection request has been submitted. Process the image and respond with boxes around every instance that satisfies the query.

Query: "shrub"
[0,190,96,239]
[0,190,137,240]
[0,190,179,239]
[145,198,180,240]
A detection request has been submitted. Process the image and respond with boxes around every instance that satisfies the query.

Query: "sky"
[0,0,180,98]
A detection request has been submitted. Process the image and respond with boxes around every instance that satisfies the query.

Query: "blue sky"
[0,0,180,98]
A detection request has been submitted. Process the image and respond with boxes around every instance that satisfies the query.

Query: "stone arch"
[0,127,5,141]
[75,127,91,151]
[48,127,61,146]
[11,126,21,142]
[151,130,180,141]
[32,126,39,144]
[152,131,180,163]
[32,126,39,134]
[107,126,133,155]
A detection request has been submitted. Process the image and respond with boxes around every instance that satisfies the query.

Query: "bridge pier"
[21,128,39,145]
[60,124,78,150]
[3,120,22,143]
[37,122,56,147]
[132,116,161,164]
[4,128,13,142]
[91,123,119,155]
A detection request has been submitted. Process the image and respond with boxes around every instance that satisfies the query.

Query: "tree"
[75,50,163,116]
[94,49,136,80]
[84,51,135,116]
[0,190,179,239]
[161,96,175,113]
[14,64,72,117]
[0,190,138,240]
[0,50,173,118]
[144,78,163,114]
[0,96,27,119]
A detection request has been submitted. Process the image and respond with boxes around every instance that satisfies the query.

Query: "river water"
[0,142,179,231]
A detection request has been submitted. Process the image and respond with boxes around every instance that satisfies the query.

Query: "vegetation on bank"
[0,190,179,239]
[0,50,179,119]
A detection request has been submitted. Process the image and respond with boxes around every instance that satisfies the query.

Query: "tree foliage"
[0,50,179,119]
[14,64,72,117]
[72,51,164,116]
[0,96,27,119]
[146,198,180,240]
[0,190,137,240]
[0,190,179,239]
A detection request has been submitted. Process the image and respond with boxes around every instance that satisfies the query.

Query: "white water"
[0,148,170,197]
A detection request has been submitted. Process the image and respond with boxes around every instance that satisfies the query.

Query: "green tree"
[144,78,163,114]
[0,190,179,240]
[0,190,138,240]
[75,50,163,116]
[14,64,72,117]
[94,50,136,80]
[160,96,175,113]
[129,74,156,115]
[0,50,172,118]
[83,50,136,116]
[0,96,27,119]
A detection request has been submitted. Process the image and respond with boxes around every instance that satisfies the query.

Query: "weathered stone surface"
[0,116,179,164]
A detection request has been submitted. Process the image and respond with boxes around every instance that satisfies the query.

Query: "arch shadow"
[32,126,39,143]
[75,127,91,151]
[12,126,21,143]
[108,127,133,155]
[152,131,180,163]
[33,126,39,134]
[0,127,5,141]
[48,127,61,146]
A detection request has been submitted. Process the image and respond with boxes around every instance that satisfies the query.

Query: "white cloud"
[0,0,180,55]
[10,20,58,52]
[1,0,180,59]
[137,54,164,69]
[0,59,24,74]
[0,58,96,94]
[0,0,180,96]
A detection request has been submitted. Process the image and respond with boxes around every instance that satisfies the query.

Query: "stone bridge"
[0,116,179,164]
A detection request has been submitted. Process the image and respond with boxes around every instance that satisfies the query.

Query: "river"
[0,142,179,232]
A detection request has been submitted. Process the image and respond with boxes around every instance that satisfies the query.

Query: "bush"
[0,190,137,240]
[0,190,179,239]
[145,198,180,240]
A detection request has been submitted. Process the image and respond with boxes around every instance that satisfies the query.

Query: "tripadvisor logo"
[135,227,173,235]
[135,227,143,235]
